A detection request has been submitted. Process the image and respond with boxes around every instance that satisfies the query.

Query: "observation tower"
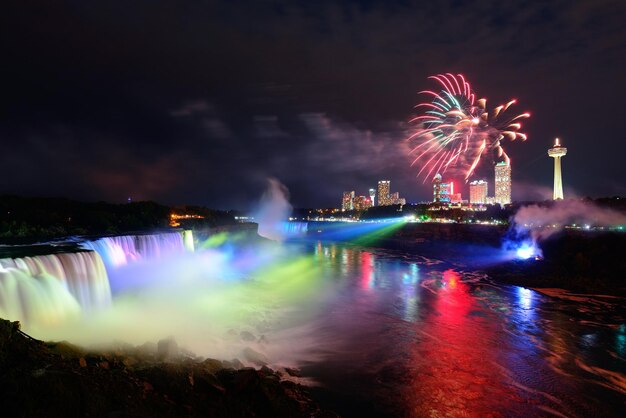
[548,138,567,200]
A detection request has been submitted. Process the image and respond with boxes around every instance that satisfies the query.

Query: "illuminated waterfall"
[281,222,308,237]
[0,251,110,326]
[0,231,192,328]
[82,232,187,267]
[183,230,195,252]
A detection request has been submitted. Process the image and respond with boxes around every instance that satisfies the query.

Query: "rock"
[137,341,157,357]
[194,374,226,396]
[0,317,332,417]
[222,358,244,370]
[242,347,269,366]
[284,367,302,377]
[157,337,178,360]
[260,365,275,375]
[122,357,137,367]
[46,340,84,358]
[200,358,223,374]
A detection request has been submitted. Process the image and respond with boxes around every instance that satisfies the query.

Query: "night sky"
[2,0,625,210]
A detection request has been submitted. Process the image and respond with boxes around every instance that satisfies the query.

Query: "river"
[4,233,625,417]
[291,240,626,417]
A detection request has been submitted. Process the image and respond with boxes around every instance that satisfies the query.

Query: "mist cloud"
[513,199,626,241]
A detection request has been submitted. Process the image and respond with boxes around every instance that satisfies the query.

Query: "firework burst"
[408,73,529,181]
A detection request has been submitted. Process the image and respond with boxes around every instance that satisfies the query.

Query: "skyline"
[1,1,625,209]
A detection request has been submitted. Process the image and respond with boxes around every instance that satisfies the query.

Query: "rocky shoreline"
[0,319,335,417]
[357,227,626,296]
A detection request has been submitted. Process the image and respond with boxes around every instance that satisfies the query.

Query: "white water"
[82,232,186,267]
[282,221,309,237]
[0,230,327,366]
[0,251,110,326]
[0,232,187,331]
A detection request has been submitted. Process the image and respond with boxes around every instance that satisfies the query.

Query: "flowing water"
[294,241,626,417]
[1,233,625,416]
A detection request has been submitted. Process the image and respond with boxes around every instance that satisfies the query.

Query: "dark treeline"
[0,196,235,241]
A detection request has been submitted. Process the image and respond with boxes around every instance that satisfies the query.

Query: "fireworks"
[408,73,529,181]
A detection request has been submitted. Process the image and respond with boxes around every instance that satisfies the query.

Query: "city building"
[369,188,376,206]
[469,180,488,204]
[450,193,462,204]
[548,137,567,200]
[377,180,391,206]
[433,174,442,202]
[342,191,355,211]
[353,195,373,211]
[494,162,511,205]
[433,174,454,203]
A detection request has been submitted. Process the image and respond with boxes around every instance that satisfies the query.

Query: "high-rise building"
[433,174,442,202]
[377,180,391,206]
[494,162,511,205]
[433,174,453,203]
[548,137,567,200]
[469,180,488,204]
[353,195,373,211]
[389,192,405,205]
[369,188,376,206]
[342,191,355,211]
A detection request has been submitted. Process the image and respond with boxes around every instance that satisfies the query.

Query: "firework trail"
[408,73,529,181]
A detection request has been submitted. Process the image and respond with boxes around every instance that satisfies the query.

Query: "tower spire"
[548,138,567,200]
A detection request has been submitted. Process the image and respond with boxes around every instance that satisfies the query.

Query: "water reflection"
[405,269,516,416]
[360,251,374,290]
[305,242,626,417]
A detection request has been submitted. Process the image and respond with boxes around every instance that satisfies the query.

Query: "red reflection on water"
[361,251,374,289]
[405,269,517,416]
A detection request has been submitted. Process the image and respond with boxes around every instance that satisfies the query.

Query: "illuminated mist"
[24,240,334,367]
[505,199,626,260]
[513,199,626,241]
[256,178,292,242]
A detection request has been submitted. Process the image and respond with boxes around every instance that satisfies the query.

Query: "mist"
[513,199,626,241]
[26,242,335,368]
[256,178,292,241]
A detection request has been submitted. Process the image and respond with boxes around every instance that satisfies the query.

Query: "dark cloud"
[1,0,625,208]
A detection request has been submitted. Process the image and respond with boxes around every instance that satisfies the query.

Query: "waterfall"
[183,230,195,252]
[0,231,192,328]
[82,232,186,267]
[282,222,308,237]
[0,251,110,326]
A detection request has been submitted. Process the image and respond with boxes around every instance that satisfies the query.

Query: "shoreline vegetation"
[0,195,237,243]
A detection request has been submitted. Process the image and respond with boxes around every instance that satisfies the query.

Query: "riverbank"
[0,318,333,418]
[309,222,626,296]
